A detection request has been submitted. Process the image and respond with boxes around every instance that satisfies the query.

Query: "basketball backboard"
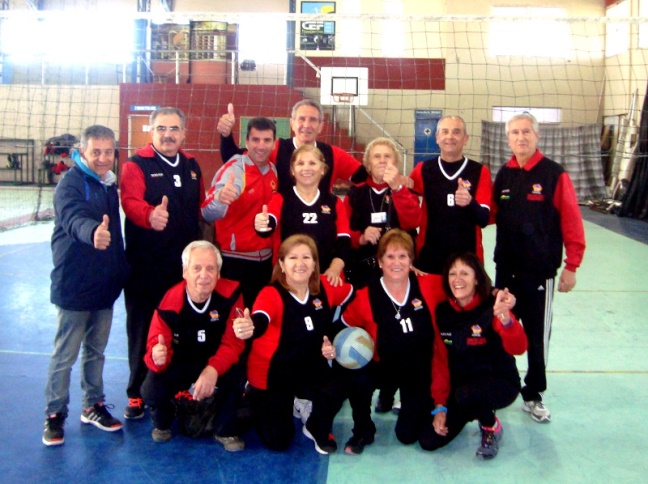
[320,67,369,106]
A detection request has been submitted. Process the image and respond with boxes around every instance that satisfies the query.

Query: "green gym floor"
[0,208,646,483]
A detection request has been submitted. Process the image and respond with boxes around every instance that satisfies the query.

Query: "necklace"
[390,299,402,320]
[381,277,410,320]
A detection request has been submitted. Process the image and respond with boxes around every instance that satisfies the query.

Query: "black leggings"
[248,376,345,451]
[420,376,520,451]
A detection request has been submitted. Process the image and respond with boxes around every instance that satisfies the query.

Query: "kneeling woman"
[233,234,353,454]
[420,252,527,460]
[340,229,449,454]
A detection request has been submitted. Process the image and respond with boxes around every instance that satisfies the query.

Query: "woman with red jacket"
[420,252,527,460]
[340,229,449,455]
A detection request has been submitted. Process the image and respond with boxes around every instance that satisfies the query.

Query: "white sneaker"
[522,400,551,423]
[293,398,313,424]
[392,400,401,414]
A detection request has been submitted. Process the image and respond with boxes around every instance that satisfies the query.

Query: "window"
[382,1,404,57]
[490,7,570,58]
[640,0,648,49]
[493,107,562,124]
[239,17,287,65]
[339,0,361,56]
[2,13,134,64]
[606,1,630,57]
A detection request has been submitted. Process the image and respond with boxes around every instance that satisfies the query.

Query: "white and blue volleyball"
[333,327,374,369]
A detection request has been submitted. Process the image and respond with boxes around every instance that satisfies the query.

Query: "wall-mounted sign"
[300,2,335,51]
[130,105,161,112]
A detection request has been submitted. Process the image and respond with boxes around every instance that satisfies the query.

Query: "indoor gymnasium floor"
[0,207,646,483]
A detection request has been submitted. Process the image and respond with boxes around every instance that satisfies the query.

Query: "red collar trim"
[366,177,389,190]
[506,149,544,171]
[448,293,483,312]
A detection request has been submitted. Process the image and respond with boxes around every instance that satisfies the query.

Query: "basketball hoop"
[332,92,356,104]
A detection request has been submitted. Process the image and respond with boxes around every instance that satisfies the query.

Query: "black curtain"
[619,81,648,220]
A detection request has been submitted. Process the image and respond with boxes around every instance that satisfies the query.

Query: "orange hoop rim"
[332,92,356,104]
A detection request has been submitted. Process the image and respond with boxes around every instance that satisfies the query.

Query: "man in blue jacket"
[42,125,129,446]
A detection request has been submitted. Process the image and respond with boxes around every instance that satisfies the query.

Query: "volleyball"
[333,327,374,370]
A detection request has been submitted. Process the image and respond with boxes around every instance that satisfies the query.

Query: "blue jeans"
[44,307,114,416]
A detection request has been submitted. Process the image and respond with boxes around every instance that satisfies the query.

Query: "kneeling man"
[141,241,246,451]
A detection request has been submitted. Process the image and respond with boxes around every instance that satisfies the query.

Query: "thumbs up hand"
[93,214,111,250]
[322,336,336,360]
[150,195,169,231]
[218,171,240,206]
[152,334,168,366]
[217,103,236,137]
[232,307,253,340]
[254,204,271,232]
[454,177,472,207]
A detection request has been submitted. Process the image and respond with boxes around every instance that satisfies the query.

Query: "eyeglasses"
[154,125,182,133]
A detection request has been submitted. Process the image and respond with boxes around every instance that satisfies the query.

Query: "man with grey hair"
[43,125,129,446]
[217,99,367,196]
[410,115,492,275]
[120,106,206,420]
[492,112,585,423]
[140,241,246,450]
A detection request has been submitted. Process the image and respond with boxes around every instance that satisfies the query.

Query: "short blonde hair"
[290,144,329,177]
[363,137,401,173]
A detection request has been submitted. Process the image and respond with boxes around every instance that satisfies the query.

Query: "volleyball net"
[0,11,646,229]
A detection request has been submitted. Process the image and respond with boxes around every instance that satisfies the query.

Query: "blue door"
[414,110,442,166]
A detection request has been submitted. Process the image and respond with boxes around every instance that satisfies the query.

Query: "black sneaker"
[80,403,123,432]
[42,413,65,446]
[124,397,145,420]
[302,425,337,455]
[374,395,394,414]
[344,434,375,455]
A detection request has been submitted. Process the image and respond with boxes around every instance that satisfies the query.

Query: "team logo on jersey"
[270,180,278,192]
[500,188,510,200]
[385,194,391,204]
[313,298,323,310]
[467,325,485,346]
[320,205,332,214]
[191,170,198,180]
[527,183,545,201]
[209,310,220,321]
[440,331,452,346]
[411,298,423,310]
[461,179,472,191]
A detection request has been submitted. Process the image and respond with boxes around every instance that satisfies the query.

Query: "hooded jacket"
[50,150,129,310]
